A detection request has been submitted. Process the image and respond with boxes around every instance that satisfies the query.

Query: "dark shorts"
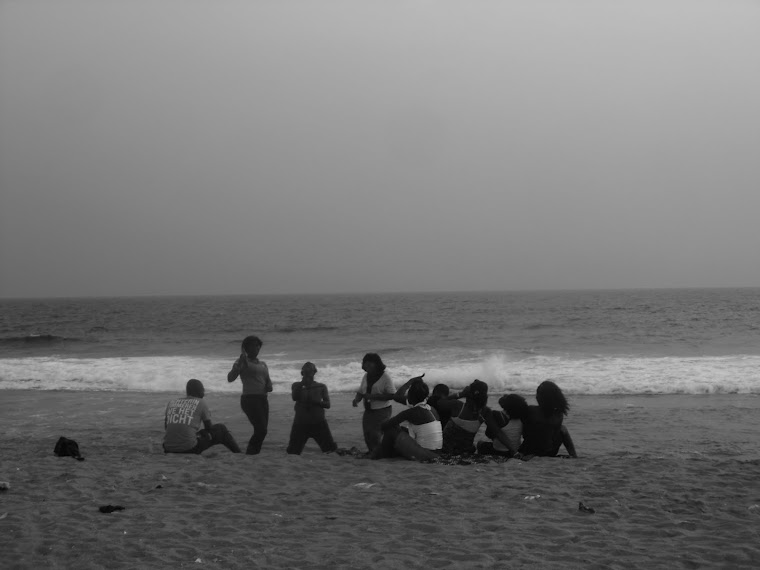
[164,424,241,454]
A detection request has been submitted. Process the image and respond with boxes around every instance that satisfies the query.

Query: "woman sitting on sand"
[372,377,442,461]
[477,394,529,457]
[519,380,577,458]
[428,383,463,428]
[440,379,491,455]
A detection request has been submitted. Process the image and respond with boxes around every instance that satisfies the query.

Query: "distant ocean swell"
[1,352,759,395]
[3,289,760,395]
[0,334,78,345]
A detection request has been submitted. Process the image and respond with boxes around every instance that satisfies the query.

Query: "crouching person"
[287,362,338,454]
[163,379,242,454]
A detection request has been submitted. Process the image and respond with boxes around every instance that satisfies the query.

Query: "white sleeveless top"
[405,403,443,450]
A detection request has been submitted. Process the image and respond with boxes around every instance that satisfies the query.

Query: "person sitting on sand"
[352,353,396,454]
[428,383,459,428]
[287,362,338,455]
[163,379,241,454]
[372,377,442,461]
[440,379,492,455]
[477,394,529,457]
[519,380,577,458]
[389,373,426,405]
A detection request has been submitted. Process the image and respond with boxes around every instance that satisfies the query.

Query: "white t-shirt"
[163,396,210,452]
[359,372,395,410]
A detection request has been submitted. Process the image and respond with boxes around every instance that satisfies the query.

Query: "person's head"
[431,384,450,399]
[241,335,263,358]
[407,378,430,406]
[499,393,529,421]
[466,379,488,409]
[361,353,386,375]
[301,361,317,383]
[536,380,569,416]
[186,379,205,398]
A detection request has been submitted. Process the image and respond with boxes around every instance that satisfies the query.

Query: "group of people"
[163,335,335,456]
[162,338,577,462]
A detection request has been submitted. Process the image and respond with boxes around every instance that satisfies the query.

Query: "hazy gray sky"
[1,1,759,298]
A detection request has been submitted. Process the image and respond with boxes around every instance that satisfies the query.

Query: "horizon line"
[2,284,759,301]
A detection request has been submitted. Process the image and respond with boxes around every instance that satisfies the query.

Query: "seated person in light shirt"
[373,377,442,461]
[477,394,529,458]
[163,379,241,454]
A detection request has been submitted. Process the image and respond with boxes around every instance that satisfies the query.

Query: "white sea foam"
[1,353,759,395]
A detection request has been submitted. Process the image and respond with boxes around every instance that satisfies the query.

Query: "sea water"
[1,289,759,395]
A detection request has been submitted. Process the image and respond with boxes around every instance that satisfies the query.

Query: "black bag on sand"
[54,436,85,461]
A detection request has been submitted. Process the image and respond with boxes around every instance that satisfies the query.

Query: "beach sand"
[1,390,759,569]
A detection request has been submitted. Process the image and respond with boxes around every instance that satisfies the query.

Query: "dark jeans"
[165,423,241,454]
[373,425,404,459]
[362,407,392,453]
[240,394,269,455]
[286,419,337,455]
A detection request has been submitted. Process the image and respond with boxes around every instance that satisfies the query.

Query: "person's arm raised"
[227,354,246,382]
[391,373,425,405]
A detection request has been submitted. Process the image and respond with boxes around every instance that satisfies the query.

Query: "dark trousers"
[373,425,404,459]
[240,394,269,455]
[362,407,392,453]
[286,419,337,455]
[165,423,241,454]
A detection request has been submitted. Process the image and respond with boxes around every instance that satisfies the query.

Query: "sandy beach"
[1,389,759,569]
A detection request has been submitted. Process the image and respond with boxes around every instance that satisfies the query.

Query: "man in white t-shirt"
[163,379,241,454]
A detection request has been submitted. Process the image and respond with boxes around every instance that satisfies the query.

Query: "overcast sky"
[1,1,759,298]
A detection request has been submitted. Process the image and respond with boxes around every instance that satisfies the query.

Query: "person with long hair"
[352,353,396,453]
[441,379,491,455]
[477,393,529,457]
[519,380,577,457]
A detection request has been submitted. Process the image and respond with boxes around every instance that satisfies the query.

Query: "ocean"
[1,288,759,395]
